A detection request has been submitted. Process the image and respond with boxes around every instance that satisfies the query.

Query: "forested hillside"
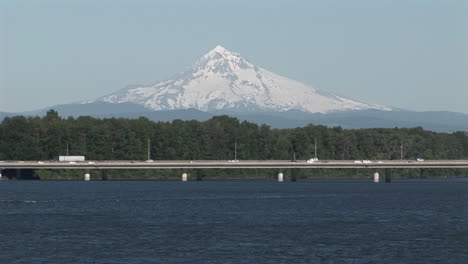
[1,110,467,179]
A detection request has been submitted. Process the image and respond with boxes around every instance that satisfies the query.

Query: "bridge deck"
[2,160,468,169]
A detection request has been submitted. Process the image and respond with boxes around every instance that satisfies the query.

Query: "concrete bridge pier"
[181,171,188,182]
[290,168,297,182]
[420,168,426,178]
[84,169,91,181]
[373,172,380,183]
[196,170,203,181]
[385,169,392,183]
[0,169,2,180]
[277,170,284,182]
[101,169,108,180]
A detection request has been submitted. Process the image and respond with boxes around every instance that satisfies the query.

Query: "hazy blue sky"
[1,0,466,113]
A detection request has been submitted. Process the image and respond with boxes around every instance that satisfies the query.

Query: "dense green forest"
[1,110,467,179]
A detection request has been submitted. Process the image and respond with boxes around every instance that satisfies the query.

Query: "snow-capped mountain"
[97,46,391,113]
[6,45,467,132]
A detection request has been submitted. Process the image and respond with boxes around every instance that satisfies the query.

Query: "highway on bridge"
[2,160,468,169]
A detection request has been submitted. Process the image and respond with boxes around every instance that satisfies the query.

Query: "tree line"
[1,110,467,179]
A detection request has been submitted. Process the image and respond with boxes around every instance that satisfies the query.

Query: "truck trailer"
[56,156,86,162]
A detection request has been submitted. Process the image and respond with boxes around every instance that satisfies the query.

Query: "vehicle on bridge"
[55,156,86,162]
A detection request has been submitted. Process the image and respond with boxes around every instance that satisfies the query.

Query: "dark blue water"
[0,179,467,263]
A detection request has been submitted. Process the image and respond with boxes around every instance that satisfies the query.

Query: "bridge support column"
[290,168,297,182]
[420,168,426,178]
[182,171,188,182]
[385,169,391,183]
[196,170,203,181]
[101,169,108,180]
[84,170,91,181]
[16,169,21,179]
[277,170,284,182]
[0,169,2,180]
[373,172,380,183]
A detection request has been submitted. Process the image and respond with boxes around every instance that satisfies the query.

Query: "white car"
[306,158,319,163]
[354,160,362,164]
[228,160,239,163]
[363,160,372,164]
[416,158,424,162]
[377,161,384,164]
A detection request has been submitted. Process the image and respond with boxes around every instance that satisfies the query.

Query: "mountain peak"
[203,45,231,58]
[99,47,391,113]
[212,45,228,53]
[202,45,241,61]
[195,46,253,74]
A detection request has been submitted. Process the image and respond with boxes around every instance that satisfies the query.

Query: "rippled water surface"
[0,179,467,263]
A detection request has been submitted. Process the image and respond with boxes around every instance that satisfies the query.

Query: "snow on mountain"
[97,45,391,113]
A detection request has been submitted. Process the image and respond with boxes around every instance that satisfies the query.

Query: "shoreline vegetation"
[33,168,468,180]
[2,168,467,180]
[1,110,467,180]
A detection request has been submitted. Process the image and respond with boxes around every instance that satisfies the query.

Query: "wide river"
[0,179,467,263]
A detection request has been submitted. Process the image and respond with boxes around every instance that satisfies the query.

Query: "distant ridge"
[2,102,468,132]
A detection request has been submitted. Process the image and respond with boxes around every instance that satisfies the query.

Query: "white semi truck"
[56,156,86,162]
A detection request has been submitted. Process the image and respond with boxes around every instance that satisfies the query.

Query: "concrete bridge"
[1,159,468,182]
